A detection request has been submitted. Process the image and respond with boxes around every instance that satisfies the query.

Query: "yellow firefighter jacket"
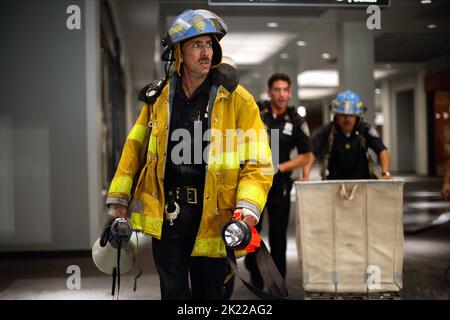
[106,65,274,258]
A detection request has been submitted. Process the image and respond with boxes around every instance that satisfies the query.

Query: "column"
[276,46,299,106]
[337,21,375,124]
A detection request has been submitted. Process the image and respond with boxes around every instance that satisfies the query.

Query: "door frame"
[389,76,417,173]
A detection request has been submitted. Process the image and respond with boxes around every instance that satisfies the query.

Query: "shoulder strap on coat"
[138,79,168,104]
[211,63,239,93]
[321,124,335,180]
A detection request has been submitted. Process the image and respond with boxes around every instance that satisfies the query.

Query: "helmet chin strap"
[164,59,174,80]
[163,49,175,82]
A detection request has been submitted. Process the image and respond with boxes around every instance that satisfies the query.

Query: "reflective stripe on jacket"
[106,76,273,258]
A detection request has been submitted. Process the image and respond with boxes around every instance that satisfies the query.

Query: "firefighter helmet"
[161,9,228,68]
[332,90,366,116]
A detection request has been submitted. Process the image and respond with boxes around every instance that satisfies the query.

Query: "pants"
[244,188,291,288]
[152,201,227,300]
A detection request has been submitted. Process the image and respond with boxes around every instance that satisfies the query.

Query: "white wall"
[85,0,104,248]
[379,80,390,150]
[0,0,103,251]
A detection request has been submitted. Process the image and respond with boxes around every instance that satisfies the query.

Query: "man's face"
[268,80,291,111]
[180,35,213,78]
[336,114,357,133]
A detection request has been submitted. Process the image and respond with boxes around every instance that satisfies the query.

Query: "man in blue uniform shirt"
[245,73,313,289]
[305,90,392,180]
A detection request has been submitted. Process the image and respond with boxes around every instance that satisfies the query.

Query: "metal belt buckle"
[186,187,197,204]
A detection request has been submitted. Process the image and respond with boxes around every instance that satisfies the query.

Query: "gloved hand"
[234,208,258,228]
[233,209,261,253]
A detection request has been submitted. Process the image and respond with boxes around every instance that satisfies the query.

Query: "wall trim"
[85,0,103,249]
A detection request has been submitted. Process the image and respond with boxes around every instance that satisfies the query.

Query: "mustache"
[198,58,210,63]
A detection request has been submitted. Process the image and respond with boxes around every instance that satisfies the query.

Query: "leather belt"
[167,186,203,205]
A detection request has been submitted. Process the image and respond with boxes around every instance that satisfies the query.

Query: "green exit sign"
[208,0,390,7]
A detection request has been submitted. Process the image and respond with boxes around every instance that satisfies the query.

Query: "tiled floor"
[1,175,449,300]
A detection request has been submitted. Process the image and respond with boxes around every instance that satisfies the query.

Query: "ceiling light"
[298,88,337,100]
[298,70,339,87]
[267,22,278,28]
[296,41,307,47]
[321,53,331,59]
[375,88,381,94]
[427,24,437,29]
[421,0,432,4]
[374,69,396,79]
[221,32,296,65]
[280,53,290,59]
[298,69,396,88]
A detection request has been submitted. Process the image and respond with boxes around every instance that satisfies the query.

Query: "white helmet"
[92,237,137,275]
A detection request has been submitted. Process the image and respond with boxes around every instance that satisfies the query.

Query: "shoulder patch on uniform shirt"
[282,122,293,136]
[368,126,380,138]
[301,121,311,137]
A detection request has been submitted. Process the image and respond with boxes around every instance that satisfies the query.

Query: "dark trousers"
[244,192,291,288]
[152,202,227,300]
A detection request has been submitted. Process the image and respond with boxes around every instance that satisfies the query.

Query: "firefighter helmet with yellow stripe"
[161,9,228,68]
[332,90,366,116]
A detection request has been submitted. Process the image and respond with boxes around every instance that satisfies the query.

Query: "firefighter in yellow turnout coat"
[105,9,273,299]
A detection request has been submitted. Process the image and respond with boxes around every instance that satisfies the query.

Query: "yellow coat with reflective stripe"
[107,79,273,258]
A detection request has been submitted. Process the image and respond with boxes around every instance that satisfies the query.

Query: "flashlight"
[221,219,252,250]
[110,218,133,249]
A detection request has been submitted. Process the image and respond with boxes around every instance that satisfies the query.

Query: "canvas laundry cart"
[294,180,404,298]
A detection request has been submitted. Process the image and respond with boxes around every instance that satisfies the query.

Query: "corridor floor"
[1,175,449,300]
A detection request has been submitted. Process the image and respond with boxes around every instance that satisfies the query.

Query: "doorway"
[396,90,416,173]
